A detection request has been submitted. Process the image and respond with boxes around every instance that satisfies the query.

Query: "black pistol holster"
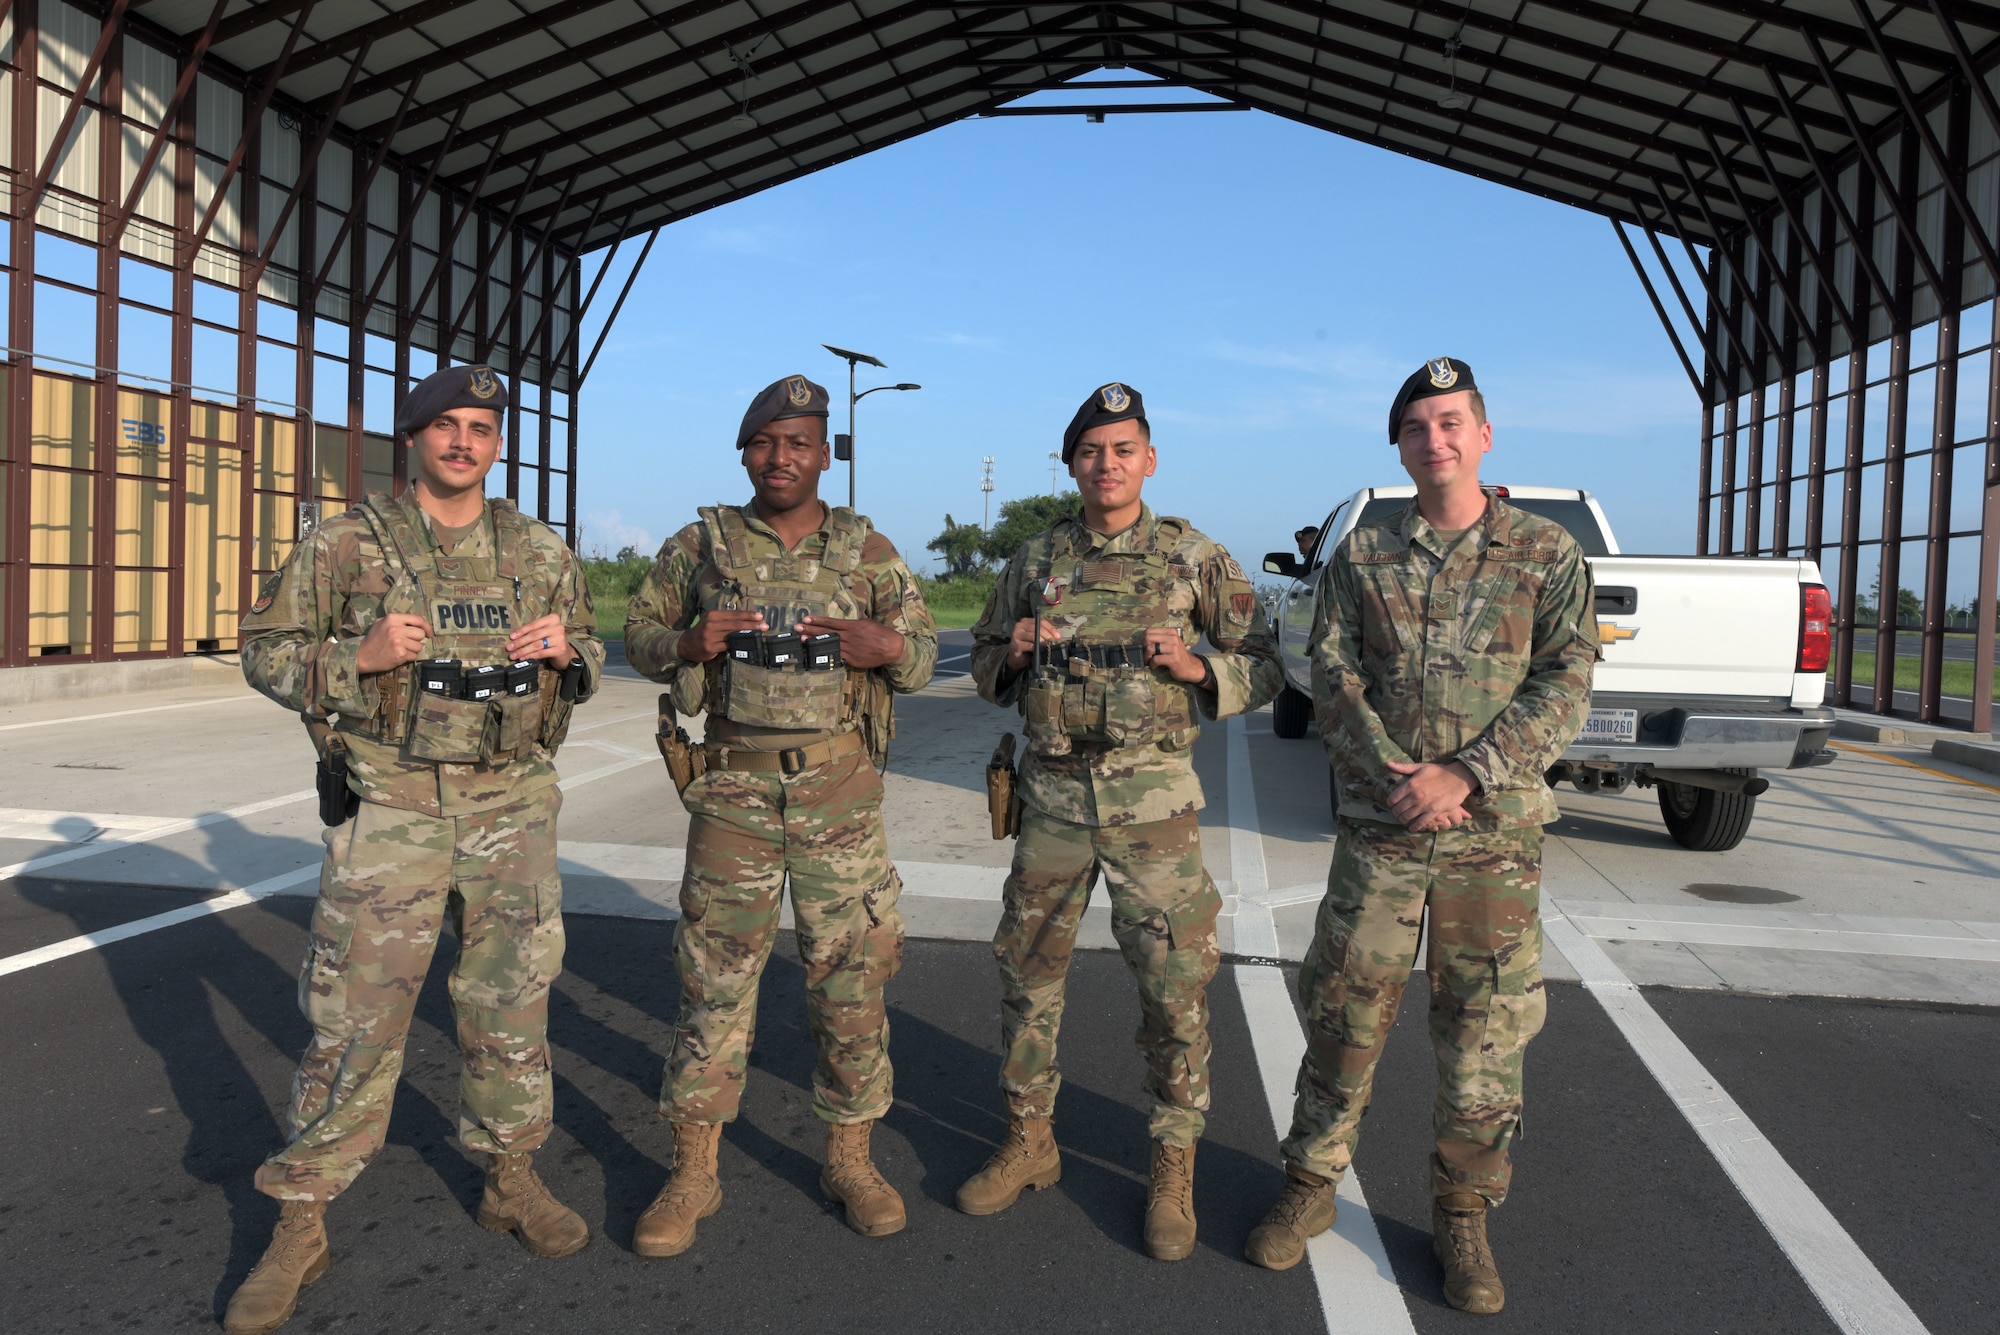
[305,713,361,827]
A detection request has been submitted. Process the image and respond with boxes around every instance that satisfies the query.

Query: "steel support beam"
[404,129,512,343]
[307,73,424,299]
[1612,219,1705,398]
[357,101,466,320]
[1846,0,2000,279]
[443,151,549,359]
[106,0,228,244]
[188,3,330,273]
[578,227,660,386]
[24,0,134,212]
[1765,65,1899,316]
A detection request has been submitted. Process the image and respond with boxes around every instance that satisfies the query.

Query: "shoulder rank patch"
[249,572,283,615]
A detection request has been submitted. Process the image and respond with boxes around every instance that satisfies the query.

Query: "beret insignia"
[787,376,813,408]
[1426,357,1458,390]
[468,366,500,400]
[1100,382,1131,412]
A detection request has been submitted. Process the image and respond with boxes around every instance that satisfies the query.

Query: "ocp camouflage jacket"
[971,506,1283,827]
[622,501,938,753]
[1312,496,1597,830]
[240,490,603,817]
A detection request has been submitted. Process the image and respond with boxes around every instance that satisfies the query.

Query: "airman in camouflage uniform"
[961,383,1282,1262]
[224,365,604,1335]
[623,374,937,1254]
[1246,359,1596,1316]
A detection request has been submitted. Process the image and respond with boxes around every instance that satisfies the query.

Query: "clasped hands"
[675,610,907,671]
[354,612,572,674]
[1005,618,1209,685]
[1385,759,1478,833]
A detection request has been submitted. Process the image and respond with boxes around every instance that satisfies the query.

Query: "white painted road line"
[1563,900,2000,964]
[0,790,316,884]
[0,864,319,978]
[1543,899,1930,1335]
[0,753,666,976]
[1225,716,1416,1335]
[0,693,260,731]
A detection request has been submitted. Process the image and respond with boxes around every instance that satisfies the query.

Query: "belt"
[1036,639,1151,671]
[701,728,866,775]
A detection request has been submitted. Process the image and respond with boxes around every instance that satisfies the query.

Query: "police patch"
[1099,382,1131,413]
[249,573,283,615]
[1223,555,1246,581]
[468,366,500,400]
[1426,356,1458,389]
[787,375,813,408]
[1230,592,1255,623]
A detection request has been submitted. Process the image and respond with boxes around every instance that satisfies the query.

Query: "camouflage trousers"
[1280,819,1546,1204]
[994,806,1222,1147]
[256,787,565,1202]
[664,748,905,1126]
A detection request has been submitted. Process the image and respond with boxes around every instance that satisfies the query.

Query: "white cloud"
[577,510,656,559]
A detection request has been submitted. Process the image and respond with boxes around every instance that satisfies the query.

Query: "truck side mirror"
[1263,551,1302,578]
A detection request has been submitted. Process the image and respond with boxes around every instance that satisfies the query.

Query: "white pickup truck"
[1263,485,1836,852]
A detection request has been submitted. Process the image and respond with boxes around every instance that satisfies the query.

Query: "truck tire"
[1273,685,1312,739]
[1656,777,1756,852]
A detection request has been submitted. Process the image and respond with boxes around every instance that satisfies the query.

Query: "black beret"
[395,364,508,438]
[1061,382,1146,463]
[1388,357,1478,442]
[737,375,831,449]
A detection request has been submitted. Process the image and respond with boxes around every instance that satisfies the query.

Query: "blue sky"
[574,99,1703,575]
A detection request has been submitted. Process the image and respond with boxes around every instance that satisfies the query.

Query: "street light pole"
[822,343,918,510]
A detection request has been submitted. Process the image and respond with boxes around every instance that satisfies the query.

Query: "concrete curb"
[1832,708,1990,744]
[1932,737,2000,777]
[0,656,242,707]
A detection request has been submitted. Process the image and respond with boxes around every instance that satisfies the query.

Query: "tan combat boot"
[1244,1166,1339,1271]
[634,1121,724,1258]
[954,1116,1061,1216]
[477,1151,589,1258]
[821,1119,907,1237]
[1433,1192,1505,1314]
[222,1200,330,1335]
[1143,1139,1198,1261]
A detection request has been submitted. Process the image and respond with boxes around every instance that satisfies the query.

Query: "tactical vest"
[699,504,870,732]
[345,493,573,765]
[1021,520,1203,756]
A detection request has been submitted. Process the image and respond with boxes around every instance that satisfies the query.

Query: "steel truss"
[0,0,623,668]
[1639,12,2000,733]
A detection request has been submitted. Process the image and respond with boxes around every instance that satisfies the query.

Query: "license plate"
[1579,707,1639,744]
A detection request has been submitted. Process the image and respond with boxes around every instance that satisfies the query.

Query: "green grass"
[592,594,628,643]
[918,572,996,632]
[1845,650,1996,698]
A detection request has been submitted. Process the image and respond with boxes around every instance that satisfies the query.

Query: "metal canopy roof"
[140,0,2000,258]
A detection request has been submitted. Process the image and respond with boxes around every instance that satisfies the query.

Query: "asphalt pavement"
[2,648,1997,1332]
